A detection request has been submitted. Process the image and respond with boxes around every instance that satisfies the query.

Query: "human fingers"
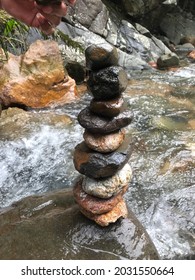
[36,13,55,34]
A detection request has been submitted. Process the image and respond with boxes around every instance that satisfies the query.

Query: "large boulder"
[0,40,78,108]
[0,188,159,259]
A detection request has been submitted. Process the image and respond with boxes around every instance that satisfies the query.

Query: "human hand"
[0,0,76,34]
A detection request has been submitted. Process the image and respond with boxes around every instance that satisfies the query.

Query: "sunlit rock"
[82,163,132,198]
[0,188,159,259]
[0,40,78,108]
[83,129,125,153]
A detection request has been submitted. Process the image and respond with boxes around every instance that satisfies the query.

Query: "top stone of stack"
[85,43,119,71]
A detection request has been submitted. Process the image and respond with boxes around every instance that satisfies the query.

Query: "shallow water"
[0,64,194,259]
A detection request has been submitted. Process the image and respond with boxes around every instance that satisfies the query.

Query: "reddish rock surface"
[0,40,78,108]
[73,178,128,215]
[80,198,128,227]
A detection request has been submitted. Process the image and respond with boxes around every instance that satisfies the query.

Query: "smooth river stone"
[87,66,128,100]
[82,163,133,198]
[73,178,128,215]
[85,43,119,71]
[0,188,160,259]
[89,96,124,118]
[73,139,133,179]
[80,199,128,227]
[83,129,125,153]
[78,107,133,134]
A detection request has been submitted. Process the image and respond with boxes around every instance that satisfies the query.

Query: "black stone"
[87,66,128,100]
[89,96,124,118]
[78,107,133,134]
[73,138,133,179]
[85,43,119,71]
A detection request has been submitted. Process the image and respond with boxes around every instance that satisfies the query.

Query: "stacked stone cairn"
[73,43,133,227]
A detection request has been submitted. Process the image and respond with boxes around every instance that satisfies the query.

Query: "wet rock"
[85,43,118,71]
[157,53,179,69]
[78,107,133,134]
[73,139,133,179]
[73,178,128,214]
[82,163,133,199]
[152,115,188,131]
[0,107,72,141]
[87,66,128,100]
[83,129,125,153]
[80,198,128,227]
[89,96,124,118]
[65,60,86,85]
[180,36,195,47]
[0,40,78,108]
[0,188,159,259]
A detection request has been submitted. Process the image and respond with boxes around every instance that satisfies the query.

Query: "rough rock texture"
[83,129,125,153]
[78,107,133,134]
[73,178,128,214]
[0,188,160,259]
[80,198,128,227]
[82,163,133,198]
[89,96,124,118]
[0,40,77,108]
[85,43,118,71]
[87,66,128,100]
[73,140,133,179]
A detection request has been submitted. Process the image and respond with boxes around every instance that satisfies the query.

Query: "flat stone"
[80,198,128,227]
[82,163,133,198]
[73,139,133,179]
[0,189,159,259]
[87,66,128,100]
[78,107,133,134]
[89,96,124,118]
[85,43,119,71]
[83,129,125,153]
[73,178,128,215]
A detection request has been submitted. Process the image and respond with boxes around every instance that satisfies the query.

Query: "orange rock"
[79,198,128,227]
[73,178,128,215]
[188,50,195,60]
[0,40,78,108]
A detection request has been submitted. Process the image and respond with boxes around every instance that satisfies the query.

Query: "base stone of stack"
[80,198,128,227]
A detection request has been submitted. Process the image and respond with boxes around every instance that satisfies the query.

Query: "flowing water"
[0,64,194,259]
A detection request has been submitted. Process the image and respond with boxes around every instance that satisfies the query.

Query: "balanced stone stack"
[73,43,133,227]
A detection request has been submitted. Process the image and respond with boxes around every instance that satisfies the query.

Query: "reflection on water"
[0,64,194,259]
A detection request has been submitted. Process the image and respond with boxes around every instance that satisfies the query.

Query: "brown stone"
[83,129,125,153]
[89,96,124,118]
[73,178,128,215]
[188,50,195,61]
[79,198,128,227]
[85,43,119,71]
[0,40,78,108]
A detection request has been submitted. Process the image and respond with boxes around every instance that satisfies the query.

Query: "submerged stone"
[85,43,119,71]
[87,66,128,100]
[80,199,128,227]
[73,178,128,214]
[0,189,159,259]
[89,96,124,118]
[73,139,133,179]
[82,163,133,198]
[78,107,133,134]
[83,129,125,153]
